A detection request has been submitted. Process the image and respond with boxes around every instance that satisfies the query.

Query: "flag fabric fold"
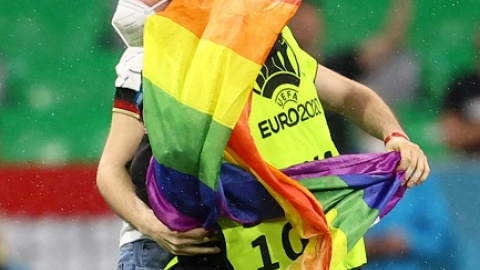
[142,0,406,269]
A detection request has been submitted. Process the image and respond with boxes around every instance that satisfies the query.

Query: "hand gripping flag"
[142,0,406,269]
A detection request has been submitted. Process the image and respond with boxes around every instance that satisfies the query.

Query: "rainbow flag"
[142,0,406,269]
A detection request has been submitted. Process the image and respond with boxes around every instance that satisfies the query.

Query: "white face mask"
[111,0,168,47]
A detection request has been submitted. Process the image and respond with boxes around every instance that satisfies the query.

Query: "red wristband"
[384,132,410,145]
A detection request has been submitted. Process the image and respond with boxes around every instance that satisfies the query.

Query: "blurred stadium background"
[0,0,479,269]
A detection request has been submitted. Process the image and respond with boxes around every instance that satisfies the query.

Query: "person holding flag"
[96,0,430,269]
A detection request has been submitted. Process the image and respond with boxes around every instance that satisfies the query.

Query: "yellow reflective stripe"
[164,256,178,270]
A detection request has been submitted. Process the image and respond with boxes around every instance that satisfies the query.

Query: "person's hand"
[366,231,410,259]
[385,137,430,188]
[441,111,480,151]
[144,215,221,256]
[357,36,393,73]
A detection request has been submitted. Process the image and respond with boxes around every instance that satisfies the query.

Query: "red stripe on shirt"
[114,99,140,115]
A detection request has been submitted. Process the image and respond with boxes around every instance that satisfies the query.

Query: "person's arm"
[357,0,414,72]
[96,112,220,255]
[366,179,454,262]
[315,64,429,186]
